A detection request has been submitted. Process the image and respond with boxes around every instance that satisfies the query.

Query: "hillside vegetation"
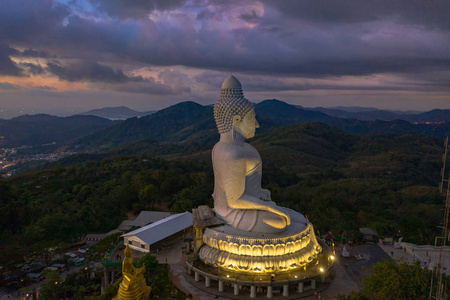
[2,100,449,153]
[67,100,450,153]
[1,122,444,271]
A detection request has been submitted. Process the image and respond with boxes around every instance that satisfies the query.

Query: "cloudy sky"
[0,0,449,118]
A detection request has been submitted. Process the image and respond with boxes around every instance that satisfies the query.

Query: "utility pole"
[430,137,450,299]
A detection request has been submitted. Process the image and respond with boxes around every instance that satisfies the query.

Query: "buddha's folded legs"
[220,208,289,233]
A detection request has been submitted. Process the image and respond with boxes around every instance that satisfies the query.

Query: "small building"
[118,211,172,231]
[359,227,379,243]
[323,232,336,246]
[122,212,193,253]
[131,211,172,227]
[85,234,106,244]
[383,237,394,245]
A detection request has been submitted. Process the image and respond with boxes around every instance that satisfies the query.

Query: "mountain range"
[1,100,449,151]
[0,114,116,148]
[310,106,450,123]
[78,106,156,120]
[69,99,449,153]
[78,103,450,123]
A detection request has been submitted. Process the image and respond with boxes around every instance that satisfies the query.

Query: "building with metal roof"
[122,212,193,253]
[131,211,172,227]
[359,227,379,243]
[118,211,172,231]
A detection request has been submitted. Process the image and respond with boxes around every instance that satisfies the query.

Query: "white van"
[77,249,88,256]
[50,264,67,272]
[65,253,78,263]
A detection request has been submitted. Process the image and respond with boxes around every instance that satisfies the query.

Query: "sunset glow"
[0,0,449,118]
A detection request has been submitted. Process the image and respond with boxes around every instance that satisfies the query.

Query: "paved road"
[339,244,391,288]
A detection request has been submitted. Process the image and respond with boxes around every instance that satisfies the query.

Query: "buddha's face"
[235,109,259,139]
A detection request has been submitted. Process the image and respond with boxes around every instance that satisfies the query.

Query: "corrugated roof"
[359,227,378,236]
[131,211,172,227]
[122,212,193,245]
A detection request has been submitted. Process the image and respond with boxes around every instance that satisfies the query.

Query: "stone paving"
[151,236,450,299]
[153,238,364,299]
[339,243,392,288]
[378,243,415,264]
[378,242,450,275]
[153,237,446,299]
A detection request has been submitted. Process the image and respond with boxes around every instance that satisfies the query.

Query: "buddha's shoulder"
[213,142,257,160]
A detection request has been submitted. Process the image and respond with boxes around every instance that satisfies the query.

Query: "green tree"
[362,259,436,299]
[138,184,159,211]
[338,259,449,300]
[39,269,64,298]
[137,253,159,270]
[136,253,159,284]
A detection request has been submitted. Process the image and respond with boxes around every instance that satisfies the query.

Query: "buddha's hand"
[265,201,291,226]
[260,189,271,201]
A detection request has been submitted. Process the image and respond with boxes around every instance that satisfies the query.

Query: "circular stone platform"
[199,209,322,273]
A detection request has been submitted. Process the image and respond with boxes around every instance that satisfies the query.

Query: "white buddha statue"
[198,76,322,273]
[212,75,291,233]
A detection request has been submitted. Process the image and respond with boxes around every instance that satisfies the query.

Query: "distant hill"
[256,99,331,124]
[320,106,419,114]
[70,101,217,152]
[406,109,450,123]
[252,122,442,183]
[10,114,60,122]
[68,100,450,153]
[0,114,116,147]
[4,100,447,153]
[309,107,403,121]
[41,120,445,191]
[78,106,156,120]
[36,120,444,187]
[257,100,450,138]
[309,106,450,123]
[327,106,386,113]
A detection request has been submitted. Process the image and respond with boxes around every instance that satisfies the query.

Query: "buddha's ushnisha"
[212,75,291,233]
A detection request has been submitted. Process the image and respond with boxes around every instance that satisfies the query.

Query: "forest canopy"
[0,123,446,270]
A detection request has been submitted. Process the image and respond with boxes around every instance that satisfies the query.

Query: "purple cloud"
[90,0,187,19]
[1,0,448,78]
[261,0,450,30]
[0,0,449,114]
[0,81,21,90]
[44,60,176,95]
[46,60,144,83]
[20,63,46,75]
[34,85,56,91]
[0,44,23,76]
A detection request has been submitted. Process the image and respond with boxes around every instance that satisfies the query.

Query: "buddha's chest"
[243,144,262,173]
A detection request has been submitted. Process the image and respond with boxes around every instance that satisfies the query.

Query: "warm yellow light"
[227,275,229,278]
[319,267,324,272]
[330,255,335,260]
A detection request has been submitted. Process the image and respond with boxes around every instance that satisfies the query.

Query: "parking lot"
[1,248,90,299]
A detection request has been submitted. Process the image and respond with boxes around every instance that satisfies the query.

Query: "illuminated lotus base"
[198,209,322,273]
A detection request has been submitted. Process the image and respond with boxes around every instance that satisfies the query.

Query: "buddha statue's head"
[214,76,258,139]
